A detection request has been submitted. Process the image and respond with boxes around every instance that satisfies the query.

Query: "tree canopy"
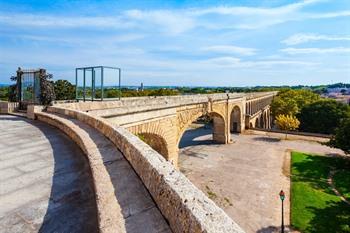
[39,73,55,105]
[275,114,300,131]
[54,79,75,100]
[298,99,350,134]
[270,89,320,117]
[328,118,350,154]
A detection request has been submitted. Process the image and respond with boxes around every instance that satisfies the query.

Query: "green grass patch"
[334,170,350,200]
[291,151,350,233]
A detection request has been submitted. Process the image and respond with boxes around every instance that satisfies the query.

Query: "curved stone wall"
[45,106,245,233]
[35,112,123,233]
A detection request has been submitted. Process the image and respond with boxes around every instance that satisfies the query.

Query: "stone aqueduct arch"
[125,98,272,167]
[127,102,232,166]
[74,92,276,167]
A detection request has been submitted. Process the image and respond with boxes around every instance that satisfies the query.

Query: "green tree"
[298,100,350,134]
[0,87,8,101]
[54,80,76,100]
[275,114,300,131]
[40,73,55,105]
[105,89,121,98]
[328,118,350,154]
[271,89,320,117]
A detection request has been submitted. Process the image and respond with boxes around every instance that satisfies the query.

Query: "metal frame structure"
[16,67,44,109]
[75,66,121,101]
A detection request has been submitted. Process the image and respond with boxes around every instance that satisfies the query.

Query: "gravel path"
[179,127,344,233]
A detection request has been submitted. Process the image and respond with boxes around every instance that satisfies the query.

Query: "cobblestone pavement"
[179,127,344,233]
[0,115,98,233]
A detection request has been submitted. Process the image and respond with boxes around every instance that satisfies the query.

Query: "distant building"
[327,87,350,94]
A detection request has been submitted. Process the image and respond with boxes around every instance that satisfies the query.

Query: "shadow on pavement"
[179,126,219,148]
[253,136,281,143]
[256,225,293,233]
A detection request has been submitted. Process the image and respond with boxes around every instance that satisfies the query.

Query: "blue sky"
[0,0,349,86]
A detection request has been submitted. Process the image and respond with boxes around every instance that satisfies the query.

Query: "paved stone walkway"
[0,115,98,233]
[179,127,344,233]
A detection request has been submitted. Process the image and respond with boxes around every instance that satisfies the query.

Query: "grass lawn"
[291,151,350,233]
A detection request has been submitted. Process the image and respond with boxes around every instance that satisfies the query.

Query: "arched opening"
[137,133,169,159]
[178,111,227,149]
[230,106,241,133]
[259,114,264,128]
[255,118,259,128]
[249,122,253,128]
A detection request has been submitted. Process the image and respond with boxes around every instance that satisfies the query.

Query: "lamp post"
[279,190,285,233]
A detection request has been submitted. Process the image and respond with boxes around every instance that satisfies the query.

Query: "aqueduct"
[1,91,276,233]
[52,92,276,166]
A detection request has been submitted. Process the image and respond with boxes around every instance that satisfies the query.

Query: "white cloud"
[191,0,347,30]
[0,0,349,33]
[204,56,318,68]
[193,0,322,16]
[206,56,241,65]
[282,33,350,45]
[124,9,196,35]
[201,45,257,56]
[0,14,132,29]
[281,47,350,54]
[3,33,145,45]
[307,10,350,19]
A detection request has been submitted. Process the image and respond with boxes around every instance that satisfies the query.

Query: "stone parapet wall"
[52,92,277,119]
[0,101,18,114]
[245,91,278,100]
[54,93,244,113]
[54,92,277,113]
[249,129,331,142]
[45,105,245,233]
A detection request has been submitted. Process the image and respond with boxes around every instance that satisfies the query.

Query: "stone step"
[35,111,171,233]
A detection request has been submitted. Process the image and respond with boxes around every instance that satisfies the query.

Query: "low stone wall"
[248,128,331,143]
[27,105,45,119]
[45,106,245,233]
[0,101,18,114]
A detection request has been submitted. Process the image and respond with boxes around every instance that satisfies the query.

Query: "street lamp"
[279,190,285,233]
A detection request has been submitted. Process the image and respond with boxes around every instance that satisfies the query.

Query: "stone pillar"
[27,105,45,119]
[245,115,250,129]
[212,115,229,144]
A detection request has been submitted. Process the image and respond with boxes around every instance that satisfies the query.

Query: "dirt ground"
[179,127,344,233]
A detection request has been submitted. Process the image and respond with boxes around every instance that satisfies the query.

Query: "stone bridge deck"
[0,114,171,233]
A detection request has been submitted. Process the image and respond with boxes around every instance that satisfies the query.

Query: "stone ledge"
[0,101,18,114]
[46,106,245,233]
